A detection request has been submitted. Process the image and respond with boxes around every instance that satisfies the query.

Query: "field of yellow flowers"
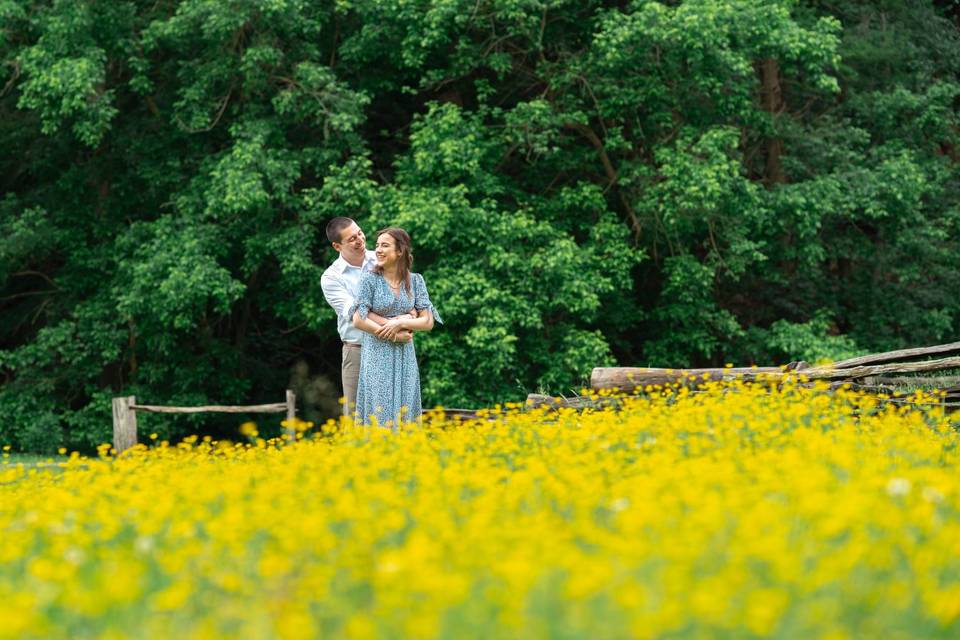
[2,379,959,639]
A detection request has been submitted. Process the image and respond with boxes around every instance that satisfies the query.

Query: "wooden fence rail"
[590,367,782,392]
[591,342,960,393]
[112,391,296,454]
[109,342,960,450]
[580,340,960,411]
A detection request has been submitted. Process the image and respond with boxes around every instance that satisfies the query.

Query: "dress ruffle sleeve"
[346,272,375,321]
[412,273,443,324]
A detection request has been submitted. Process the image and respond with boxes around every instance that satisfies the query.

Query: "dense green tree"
[0,0,957,451]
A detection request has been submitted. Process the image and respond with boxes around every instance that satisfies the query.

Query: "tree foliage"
[1,0,958,451]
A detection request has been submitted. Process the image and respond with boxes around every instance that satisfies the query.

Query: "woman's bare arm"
[353,310,415,342]
[352,311,383,335]
[373,310,434,340]
[367,310,413,340]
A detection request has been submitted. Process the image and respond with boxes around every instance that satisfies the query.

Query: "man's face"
[334,222,366,259]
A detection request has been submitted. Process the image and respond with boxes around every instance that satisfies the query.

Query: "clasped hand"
[375,315,413,343]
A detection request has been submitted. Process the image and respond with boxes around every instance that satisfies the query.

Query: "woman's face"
[375,233,400,268]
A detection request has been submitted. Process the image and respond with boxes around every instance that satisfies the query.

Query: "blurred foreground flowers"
[1,380,959,639]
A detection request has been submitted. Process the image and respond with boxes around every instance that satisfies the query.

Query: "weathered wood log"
[830,380,956,395]
[112,396,138,454]
[831,341,960,369]
[525,394,619,410]
[591,367,781,391]
[803,356,960,380]
[129,402,288,414]
[868,397,960,408]
[862,375,960,388]
[594,356,960,392]
[441,408,481,420]
[421,408,497,421]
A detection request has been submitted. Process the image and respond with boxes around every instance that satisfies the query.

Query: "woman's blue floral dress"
[347,272,442,427]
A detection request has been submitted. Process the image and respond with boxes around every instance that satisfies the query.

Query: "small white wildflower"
[886,477,912,497]
[63,547,84,565]
[135,535,154,553]
[610,498,630,512]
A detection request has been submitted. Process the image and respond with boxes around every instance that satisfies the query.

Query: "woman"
[348,227,442,427]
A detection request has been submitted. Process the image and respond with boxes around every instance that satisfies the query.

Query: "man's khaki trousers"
[341,342,361,415]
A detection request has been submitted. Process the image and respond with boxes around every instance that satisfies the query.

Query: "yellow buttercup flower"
[0,381,958,638]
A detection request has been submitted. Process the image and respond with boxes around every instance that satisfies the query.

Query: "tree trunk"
[760,57,786,185]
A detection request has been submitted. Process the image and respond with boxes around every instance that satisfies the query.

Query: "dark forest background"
[1,0,959,451]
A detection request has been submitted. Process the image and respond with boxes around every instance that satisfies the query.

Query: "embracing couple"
[320,217,443,428]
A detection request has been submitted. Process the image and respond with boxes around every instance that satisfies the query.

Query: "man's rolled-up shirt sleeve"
[321,273,355,322]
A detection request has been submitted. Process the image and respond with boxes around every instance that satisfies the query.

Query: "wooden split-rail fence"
[113,341,960,453]
[528,340,960,411]
[112,391,296,454]
[111,392,483,454]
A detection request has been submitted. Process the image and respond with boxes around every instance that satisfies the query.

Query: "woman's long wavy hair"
[372,227,414,295]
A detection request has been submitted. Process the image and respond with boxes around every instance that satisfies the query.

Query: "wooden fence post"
[285,389,296,439]
[112,395,138,454]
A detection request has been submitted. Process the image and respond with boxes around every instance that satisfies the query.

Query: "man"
[320,217,412,413]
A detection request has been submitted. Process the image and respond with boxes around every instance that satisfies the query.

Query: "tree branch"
[175,82,235,134]
[11,270,60,289]
[563,121,642,242]
[0,60,21,98]
[0,289,59,303]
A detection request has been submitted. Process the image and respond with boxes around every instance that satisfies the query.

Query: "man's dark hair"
[326,217,355,244]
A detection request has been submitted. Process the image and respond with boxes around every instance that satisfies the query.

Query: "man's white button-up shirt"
[320,250,377,344]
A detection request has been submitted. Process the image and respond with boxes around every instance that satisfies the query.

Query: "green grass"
[2,453,69,467]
